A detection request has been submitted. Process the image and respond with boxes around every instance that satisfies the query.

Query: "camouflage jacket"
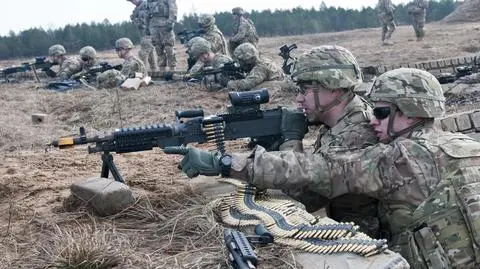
[409,0,428,15]
[226,57,284,91]
[146,0,177,27]
[121,55,146,79]
[131,0,149,33]
[377,0,394,15]
[231,127,480,268]
[230,17,258,45]
[57,56,82,80]
[201,25,228,55]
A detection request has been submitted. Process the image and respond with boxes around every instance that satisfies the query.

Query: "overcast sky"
[0,0,410,36]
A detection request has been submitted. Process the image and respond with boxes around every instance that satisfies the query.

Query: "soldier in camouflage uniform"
[229,7,259,56]
[187,37,232,91]
[47,44,82,80]
[168,67,480,269]
[377,0,396,45]
[96,38,146,88]
[146,0,177,70]
[408,0,428,41]
[127,0,158,72]
[198,14,228,56]
[227,43,285,91]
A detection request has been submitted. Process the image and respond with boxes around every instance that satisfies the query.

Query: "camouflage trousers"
[411,14,426,39]
[138,36,158,72]
[379,14,396,41]
[150,26,176,68]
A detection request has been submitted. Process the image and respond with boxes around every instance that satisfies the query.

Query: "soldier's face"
[295,84,339,123]
[370,102,417,143]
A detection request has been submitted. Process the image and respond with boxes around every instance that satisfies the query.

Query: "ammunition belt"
[216,179,388,256]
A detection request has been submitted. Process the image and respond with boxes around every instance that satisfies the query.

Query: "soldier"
[377,0,396,45]
[229,7,259,56]
[146,0,177,71]
[127,0,158,72]
[46,44,82,80]
[167,67,480,269]
[96,38,146,88]
[188,37,232,91]
[197,14,229,56]
[71,46,101,81]
[226,43,285,91]
[408,0,428,41]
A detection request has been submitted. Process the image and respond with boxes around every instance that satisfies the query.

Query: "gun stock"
[224,229,258,269]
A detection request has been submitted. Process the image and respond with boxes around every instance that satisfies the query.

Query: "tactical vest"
[147,0,169,17]
[389,134,480,269]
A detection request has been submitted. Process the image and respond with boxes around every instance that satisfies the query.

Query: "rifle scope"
[229,89,269,106]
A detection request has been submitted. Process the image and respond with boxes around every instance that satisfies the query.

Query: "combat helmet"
[79,46,97,60]
[369,68,445,118]
[233,43,259,66]
[48,44,67,57]
[190,37,212,59]
[291,45,362,90]
[232,7,245,16]
[198,14,215,28]
[115,37,134,50]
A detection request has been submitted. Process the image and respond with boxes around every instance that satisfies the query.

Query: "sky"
[0,0,410,36]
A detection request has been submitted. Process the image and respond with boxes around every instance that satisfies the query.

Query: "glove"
[164,146,220,178]
[281,107,308,142]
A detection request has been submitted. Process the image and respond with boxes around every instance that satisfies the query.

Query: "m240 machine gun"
[48,89,307,183]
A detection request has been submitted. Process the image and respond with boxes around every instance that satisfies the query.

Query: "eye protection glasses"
[373,106,392,120]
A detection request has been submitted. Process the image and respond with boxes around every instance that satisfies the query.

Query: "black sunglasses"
[373,106,392,120]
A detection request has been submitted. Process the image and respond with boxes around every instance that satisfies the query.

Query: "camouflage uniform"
[229,7,259,56]
[77,46,100,73]
[281,45,381,238]
[96,38,146,89]
[227,43,284,91]
[198,14,229,56]
[146,0,177,69]
[130,0,158,71]
[231,68,480,268]
[377,0,396,44]
[48,44,82,80]
[408,0,428,41]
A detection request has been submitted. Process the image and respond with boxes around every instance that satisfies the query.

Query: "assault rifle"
[72,62,123,82]
[224,229,258,269]
[1,56,58,82]
[177,29,205,45]
[48,89,306,183]
[278,43,297,75]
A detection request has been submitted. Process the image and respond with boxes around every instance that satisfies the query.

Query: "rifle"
[188,61,246,85]
[72,62,123,83]
[177,29,205,45]
[224,229,258,269]
[48,89,306,183]
[1,56,58,82]
[278,44,297,75]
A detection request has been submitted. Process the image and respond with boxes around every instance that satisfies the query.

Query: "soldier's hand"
[281,107,308,142]
[164,146,221,178]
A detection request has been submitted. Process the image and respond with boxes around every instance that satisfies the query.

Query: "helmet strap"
[387,105,425,141]
[312,81,353,113]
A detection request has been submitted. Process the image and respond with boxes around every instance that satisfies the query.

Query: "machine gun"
[188,61,246,85]
[48,89,307,183]
[278,43,297,75]
[177,29,205,45]
[1,56,58,82]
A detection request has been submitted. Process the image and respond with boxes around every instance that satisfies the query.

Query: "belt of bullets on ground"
[214,179,388,257]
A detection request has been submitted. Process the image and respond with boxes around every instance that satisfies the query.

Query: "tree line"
[0,0,457,60]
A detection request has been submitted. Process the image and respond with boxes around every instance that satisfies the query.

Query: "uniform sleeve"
[231,139,438,200]
[169,0,177,21]
[189,60,205,74]
[57,59,82,80]
[226,65,268,91]
[230,20,248,43]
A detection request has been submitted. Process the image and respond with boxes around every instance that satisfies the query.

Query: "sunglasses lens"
[373,107,391,120]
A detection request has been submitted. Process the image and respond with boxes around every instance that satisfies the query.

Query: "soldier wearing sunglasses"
[166,67,480,269]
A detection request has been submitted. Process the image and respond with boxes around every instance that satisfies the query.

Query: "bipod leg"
[100,152,125,183]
